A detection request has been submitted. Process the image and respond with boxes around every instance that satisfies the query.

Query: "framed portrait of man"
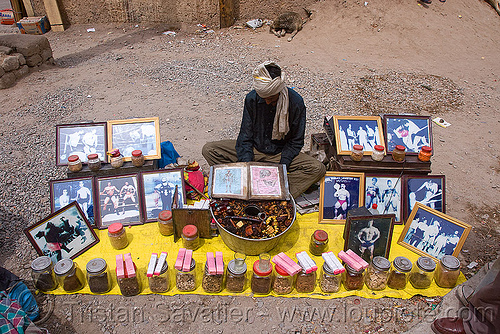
[384,115,432,154]
[403,175,445,221]
[364,174,403,224]
[56,122,107,165]
[333,116,385,155]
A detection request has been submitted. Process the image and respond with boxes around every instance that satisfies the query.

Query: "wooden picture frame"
[107,117,161,162]
[403,174,445,221]
[95,174,143,229]
[383,115,432,155]
[56,122,107,165]
[140,169,186,223]
[319,171,365,224]
[398,203,471,261]
[365,174,403,224]
[333,116,385,155]
[344,214,395,262]
[24,202,99,263]
[49,176,97,228]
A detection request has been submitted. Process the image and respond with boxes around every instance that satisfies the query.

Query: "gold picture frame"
[333,115,385,155]
[397,202,472,261]
[319,171,365,224]
[107,117,161,162]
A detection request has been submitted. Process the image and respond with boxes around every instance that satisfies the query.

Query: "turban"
[252,61,290,140]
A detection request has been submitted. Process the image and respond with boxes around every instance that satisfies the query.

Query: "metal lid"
[440,255,460,271]
[416,257,436,272]
[393,256,412,272]
[323,262,336,275]
[188,258,196,271]
[86,258,107,274]
[31,256,52,272]
[54,259,75,276]
[371,256,391,271]
[159,261,169,274]
[345,264,364,274]
[313,230,328,242]
[227,259,247,275]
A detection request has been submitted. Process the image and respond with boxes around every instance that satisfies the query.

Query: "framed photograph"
[107,117,160,162]
[95,174,143,229]
[140,169,186,222]
[403,175,445,221]
[319,172,365,224]
[248,164,287,200]
[333,116,385,155]
[365,174,403,224]
[49,176,97,227]
[210,163,248,199]
[24,202,99,263]
[398,203,472,260]
[56,122,107,165]
[384,115,432,154]
[344,214,395,263]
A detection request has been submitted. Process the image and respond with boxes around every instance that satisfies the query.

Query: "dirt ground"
[0,0,499,333]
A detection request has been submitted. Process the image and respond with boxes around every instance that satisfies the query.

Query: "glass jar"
[131,150,145,167]
[86,258,111,294]
[118,273,141,296]
[296,269,316,293]
[344,264,365,291]
[202,262,224,293]
[158,210,174,236]
[87,153,101,172]
[418,146,432,162]
[319,262,341,293]
[309,230,328,256]
[176,258,197,292]
[273,265,294,295]
[54,259,85,293]
[67,155,82,172]
[371,145,385,161]
[410,256,436,289]
[31,256,57,292]
[351,144,364,161]
[392,145,406,162]
[251,253,273,295]
[182,225,200,250]
[108,223,129,250]
[387,256,412,290]
[110,152,124,168]
[226,253,247,293]
[434,255,461,288]
[365,256,391,291]
[149,261,170,293]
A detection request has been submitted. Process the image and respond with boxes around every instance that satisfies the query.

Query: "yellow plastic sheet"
[47,212,465,299]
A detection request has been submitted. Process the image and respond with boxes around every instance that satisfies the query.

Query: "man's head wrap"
[252,61,290,140]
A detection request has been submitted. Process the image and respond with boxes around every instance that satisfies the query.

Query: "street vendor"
[202,61,326,198]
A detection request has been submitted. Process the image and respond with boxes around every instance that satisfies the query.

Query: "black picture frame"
[383,115,432,155]
[403,175,446,221]
[56,122,107,165]
[365,174,403,224]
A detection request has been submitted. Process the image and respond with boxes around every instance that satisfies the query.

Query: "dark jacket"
[235,88,306,168]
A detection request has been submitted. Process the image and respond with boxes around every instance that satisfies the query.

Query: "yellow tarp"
[47,212,465,299]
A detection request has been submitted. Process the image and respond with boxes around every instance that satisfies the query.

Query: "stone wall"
[0,34,54,89]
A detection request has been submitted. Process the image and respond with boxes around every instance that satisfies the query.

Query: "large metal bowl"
[210,198,296,255]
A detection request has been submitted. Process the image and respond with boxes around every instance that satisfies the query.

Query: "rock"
[0,71,16,89]
[25,54,42,67]
[14,53,26,66]
[14,65,29,79]
[2,55,20,72]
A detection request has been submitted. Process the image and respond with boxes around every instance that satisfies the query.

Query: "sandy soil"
[0,0,499,333]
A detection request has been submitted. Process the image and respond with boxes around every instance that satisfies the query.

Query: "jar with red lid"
[182,225,200,250]
[67,155,82,172]
[108,223,128,249]
[418,146,432,162]
[309,230,329,256]
[158,210,174,236]
[87,153,102,172]
[392,145,406,162]
[109,149,124,168]
[371,145,385,161]
[273,264,294,295]
[251,253,273,294]
[351,144,364,161]
[131,150,145,167]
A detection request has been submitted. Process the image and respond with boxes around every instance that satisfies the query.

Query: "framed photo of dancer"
[107,117,161,162]
[95,174,143,229]
[24,202,99,263]
[398,203,471,261]
[364,174,403,224]
[403,175,445,221]
[56,122,107,165]
[319,172,365,224]
[49,176,97,228]
[140,169,186,222]
[383,115,432,155]
[333,116,385,155]
[344,214,395,263]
